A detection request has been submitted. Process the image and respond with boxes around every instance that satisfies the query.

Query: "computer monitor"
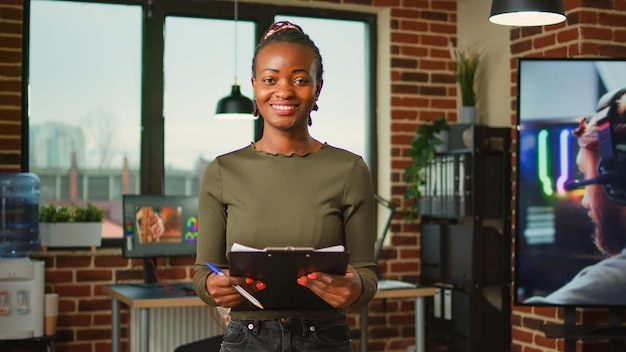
[122,194,198,283]
[514,58,626,308]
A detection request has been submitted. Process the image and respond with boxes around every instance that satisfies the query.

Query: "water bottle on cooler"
[0,173,41,258]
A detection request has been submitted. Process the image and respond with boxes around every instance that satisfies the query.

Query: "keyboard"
[377,279,417,290]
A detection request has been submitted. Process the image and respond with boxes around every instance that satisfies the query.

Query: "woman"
[193,21,378,351]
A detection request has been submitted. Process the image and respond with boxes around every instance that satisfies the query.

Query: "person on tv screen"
[525,88,626,305]
[192,21,377,351]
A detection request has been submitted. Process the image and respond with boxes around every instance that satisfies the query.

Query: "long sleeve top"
[193,143,378,320]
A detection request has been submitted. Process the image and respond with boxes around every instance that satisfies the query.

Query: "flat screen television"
[122,194,198,283]
[514,58,626,308]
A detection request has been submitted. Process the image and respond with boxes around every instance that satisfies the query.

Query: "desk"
[103,283,206,352]
[360,284,437,352]
[105,283,435,352]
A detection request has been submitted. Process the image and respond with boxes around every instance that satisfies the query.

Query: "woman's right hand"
[206,269,265,308]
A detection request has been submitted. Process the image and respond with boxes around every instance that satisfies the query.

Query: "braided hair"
[251,21,324,82]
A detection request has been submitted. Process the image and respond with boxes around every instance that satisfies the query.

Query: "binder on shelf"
[418,158,430,215]
[443,155,455,217]
[433,287,442,318]
[443,288,452,320]
[432,286,453,339]
[228,243,350,310]
[426,156,440,216]
[457,154,466,218]
[459,155,474,217]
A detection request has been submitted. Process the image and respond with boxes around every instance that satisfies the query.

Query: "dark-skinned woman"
[194,21,378,351]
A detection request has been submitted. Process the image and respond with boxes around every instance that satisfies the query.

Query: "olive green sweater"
[193,143,378,320]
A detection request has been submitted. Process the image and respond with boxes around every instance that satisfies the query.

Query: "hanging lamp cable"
[214,0,255,119]
[232,0,239,86]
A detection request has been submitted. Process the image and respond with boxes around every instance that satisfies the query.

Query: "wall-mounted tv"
[122,194,198,283]
[514,58,626,307]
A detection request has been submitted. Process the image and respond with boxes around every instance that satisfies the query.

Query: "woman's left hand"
[297,265,363,308]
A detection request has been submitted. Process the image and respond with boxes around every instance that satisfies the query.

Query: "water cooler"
[0,173,45,339]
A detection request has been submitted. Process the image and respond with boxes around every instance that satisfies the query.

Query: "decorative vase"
[40,222,103,248]
[459,106,477,124]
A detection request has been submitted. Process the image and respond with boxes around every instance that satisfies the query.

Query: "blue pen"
[206,262,264,309]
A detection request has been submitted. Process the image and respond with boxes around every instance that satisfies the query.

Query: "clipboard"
[228,248,350,310]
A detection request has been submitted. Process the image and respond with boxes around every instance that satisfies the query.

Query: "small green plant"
[39,203,104,223]
[404,116,449,216]
[451,45,481,107]
[74,203,104,222]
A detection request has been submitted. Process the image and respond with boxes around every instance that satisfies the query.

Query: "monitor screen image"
[514,58,626,308]
[122,194,198,259]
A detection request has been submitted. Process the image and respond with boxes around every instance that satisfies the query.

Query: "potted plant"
[39,203,104,248]
[404,116,449,217]
[451,45,481,124]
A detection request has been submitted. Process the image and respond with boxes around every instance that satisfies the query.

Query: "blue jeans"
[219,316,354,352]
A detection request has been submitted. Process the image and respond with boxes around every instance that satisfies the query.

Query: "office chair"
[174,335,222,352]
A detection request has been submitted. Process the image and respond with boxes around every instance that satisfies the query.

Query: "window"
[276,15,369,163]
[162,17,256,196]
[26,0,377,241]
[28,0,142,238]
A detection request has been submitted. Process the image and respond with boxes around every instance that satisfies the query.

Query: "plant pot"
[40,222,103,248]
[459,106,477,124]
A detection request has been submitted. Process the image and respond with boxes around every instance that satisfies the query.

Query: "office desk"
[103,283,205,352]
[360,283,437,352]
[105,283,435,352]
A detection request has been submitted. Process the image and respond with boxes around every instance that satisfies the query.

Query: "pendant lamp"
[214,0,256,119]
[215,84,254,119]
[489,0,566,27]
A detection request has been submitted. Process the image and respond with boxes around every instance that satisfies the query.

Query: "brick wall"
[509,1,626,351]
[0,0,22,173]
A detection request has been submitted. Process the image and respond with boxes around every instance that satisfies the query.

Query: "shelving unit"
[419,124,512,352]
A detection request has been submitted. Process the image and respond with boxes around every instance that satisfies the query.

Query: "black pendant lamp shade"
[214,0,256,120]
[489,0,566,27]
[214,84,255,119]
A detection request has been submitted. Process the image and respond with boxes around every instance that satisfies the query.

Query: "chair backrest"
[174,335,222,352]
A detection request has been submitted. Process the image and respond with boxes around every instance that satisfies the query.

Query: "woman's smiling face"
[252,42,321,131]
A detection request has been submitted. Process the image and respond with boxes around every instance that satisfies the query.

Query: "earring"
[308,101,317,126]
[253,103,259,117]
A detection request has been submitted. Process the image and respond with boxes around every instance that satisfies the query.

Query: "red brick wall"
[509,1,626,351]
[0,0,23,173]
